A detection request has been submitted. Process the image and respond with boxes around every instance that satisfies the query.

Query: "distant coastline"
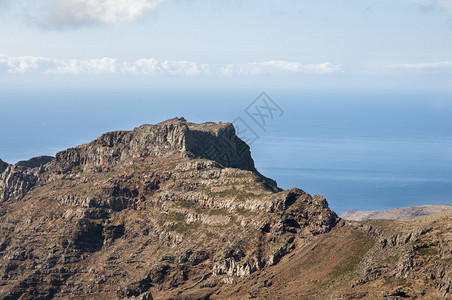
[341,204,452,221]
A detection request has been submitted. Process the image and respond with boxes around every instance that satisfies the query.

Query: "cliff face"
[52,118,257,175]
[0,118,450,299]
[0,164,45,203]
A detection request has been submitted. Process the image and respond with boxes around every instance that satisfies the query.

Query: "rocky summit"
[0,118,451,299]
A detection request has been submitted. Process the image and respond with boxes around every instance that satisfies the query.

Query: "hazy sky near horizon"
[1,0,452,91]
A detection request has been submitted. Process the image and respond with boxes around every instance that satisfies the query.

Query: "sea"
[1,88,451,215]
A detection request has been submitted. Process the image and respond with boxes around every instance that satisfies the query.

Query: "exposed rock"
[0,164,40,202]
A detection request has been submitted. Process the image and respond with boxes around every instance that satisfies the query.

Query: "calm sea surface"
[1,89,451,214]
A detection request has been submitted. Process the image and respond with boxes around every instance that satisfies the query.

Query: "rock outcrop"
[0,164,40,203]
[51,117,260,175]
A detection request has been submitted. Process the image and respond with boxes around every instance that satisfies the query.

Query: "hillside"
[0,118,450,299]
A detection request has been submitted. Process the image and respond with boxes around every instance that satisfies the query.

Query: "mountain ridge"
[0,118,338,299]
[0,118,450,299]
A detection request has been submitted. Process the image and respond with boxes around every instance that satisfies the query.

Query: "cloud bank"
[0,54,340,77]
[3,54,450,77]
[0,54,209,76]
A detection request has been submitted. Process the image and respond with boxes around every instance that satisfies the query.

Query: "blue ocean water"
[1,88,451,215]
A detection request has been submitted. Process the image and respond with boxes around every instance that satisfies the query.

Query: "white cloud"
[0,54,55,73]
[0,54,120,74]
[48,0,166,26]
[221,61,301,76]
[0,0,166,28]
[388,61,452,73]
[0,54,210,76]
[0,54,341,77]
[302,62,342,74]
[48,57,118,74]
[134,59,210,75]
[220,61,341,76]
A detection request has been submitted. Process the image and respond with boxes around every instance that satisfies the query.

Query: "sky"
[0,0,452,91]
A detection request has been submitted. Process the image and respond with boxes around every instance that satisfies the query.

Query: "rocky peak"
[0,118,274,203]
[54,117,258,175]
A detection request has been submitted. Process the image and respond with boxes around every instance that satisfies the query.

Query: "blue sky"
[1,0,452,91]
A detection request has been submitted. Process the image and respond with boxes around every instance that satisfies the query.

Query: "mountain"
[341,205,452,221]
[0,117,450,299]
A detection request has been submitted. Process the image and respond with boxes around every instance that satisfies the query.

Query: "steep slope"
[211,209,452,299]
[0,118,337,299]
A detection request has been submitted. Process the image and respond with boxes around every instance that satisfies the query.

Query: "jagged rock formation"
[0,118,450,299]
[341,205,452,221]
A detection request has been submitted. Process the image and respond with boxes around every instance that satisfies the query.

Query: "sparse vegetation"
[381,254,399,264]
[206,185,260,201]
[72,165,83,173]
[166,212,185,222]
[208,208,230,216]
[329,230,375,279]
[417,247,438,257]
[235,207,258,216]
[167,221,201,233]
